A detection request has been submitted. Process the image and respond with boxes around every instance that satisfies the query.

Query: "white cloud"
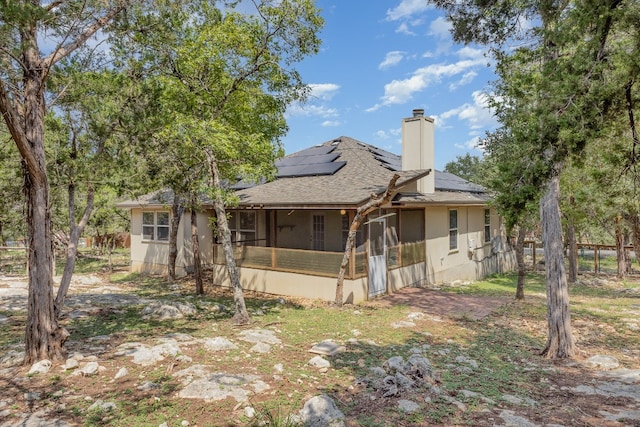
[395,22,415,36]
[379,51,405,70]
[287,83,341,118]
[457,46,486,60]
[428,16,451,39]
[386,0,430,21]
[454,136,481,151]
[448,71,477,90]
[287,103,338,118]
[367,58,486,111]
[434,91,498,130]
[309,83,340,101]
[375,130,390,139]
[322,120,341,127]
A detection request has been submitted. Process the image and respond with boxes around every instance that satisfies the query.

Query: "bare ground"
[0,272,639,427]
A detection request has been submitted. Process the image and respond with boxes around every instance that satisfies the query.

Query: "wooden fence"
[524,241,634,274]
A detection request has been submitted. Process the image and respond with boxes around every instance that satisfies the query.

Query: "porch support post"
[349,246,355,279]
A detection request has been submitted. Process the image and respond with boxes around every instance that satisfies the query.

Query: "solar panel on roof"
[434,171,485,192]
[293,145,335,156]
[276,165,309,177]
[275,153,340,167]
[300,161,346,176]
[276,144,345,178]
[277,161,346,177]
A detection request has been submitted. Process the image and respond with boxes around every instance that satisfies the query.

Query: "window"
[229,211,256,245]
[312,214,325,251]
[142,211,169,242]
[341,212,365,252]
[484,209,491,243]
[341,214,349,250]
[449,209,458,251]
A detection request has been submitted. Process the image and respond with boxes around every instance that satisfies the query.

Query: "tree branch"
[42,2,128,69]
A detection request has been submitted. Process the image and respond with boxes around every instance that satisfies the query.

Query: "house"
[116,110,515,303]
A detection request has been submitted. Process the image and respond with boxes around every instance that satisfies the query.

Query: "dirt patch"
[373,287,509,320]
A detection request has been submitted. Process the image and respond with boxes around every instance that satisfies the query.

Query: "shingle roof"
[116,136,488,209]
[236,137,429,208]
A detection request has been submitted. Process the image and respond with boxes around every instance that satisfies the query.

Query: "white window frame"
[229,211,257,246]
[449,209,458,251]
[142,211,170,242]
[484,209,492,244]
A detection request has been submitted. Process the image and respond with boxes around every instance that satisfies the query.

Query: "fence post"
[532,241,537,270]
[594,245,599,275]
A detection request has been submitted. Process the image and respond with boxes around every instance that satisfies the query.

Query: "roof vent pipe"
[412,108,424,117]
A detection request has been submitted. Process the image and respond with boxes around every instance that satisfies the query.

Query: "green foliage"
[443,153,486,184]
[0,136,24,243]
[438,0,640,237]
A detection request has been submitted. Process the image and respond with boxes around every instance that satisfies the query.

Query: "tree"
[115,0,322,324]
[46,68,133,317]
[433,0,635,358]
[481,128,540,301]
[335,174,401,306]
[444,153,485,184]
[0,135,24,246]
[0,0,127,364]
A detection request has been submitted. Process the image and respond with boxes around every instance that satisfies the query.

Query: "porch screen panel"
[276,248,341,276]
[238,246,272,267]
[213,245,368,278]
[401,240,426,266]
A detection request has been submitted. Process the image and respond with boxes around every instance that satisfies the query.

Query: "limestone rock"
[202,337,238,352]
[141,301,197,320]
[398,399,420,413]
[293,395,346,427]
[0,350,24,368]
[28,359,52,375]
[80,361,100,376]
[238,329,281,345]
[308,356,331,369]
[114,367,128,379]
[586,355,620,370]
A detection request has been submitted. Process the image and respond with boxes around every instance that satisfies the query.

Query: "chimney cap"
[412,109,424,117]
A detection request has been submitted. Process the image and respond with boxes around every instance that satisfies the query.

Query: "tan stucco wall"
[129,208,213,276]
[420,206,514,284]
[211,265,369,304]
[129,205,514,303]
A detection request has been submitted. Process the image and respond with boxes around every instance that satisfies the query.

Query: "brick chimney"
[402,109,435,193]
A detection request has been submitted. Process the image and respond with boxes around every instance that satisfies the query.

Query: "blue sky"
[282,0,499,170]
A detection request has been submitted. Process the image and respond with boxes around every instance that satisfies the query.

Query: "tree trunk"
[615,216,627,279]
[567,216,578,283]
[0,1,125,366]
[624,230,633,274]
[515,226,526,300]
[168,193,184,281]
[208,157,250,325]
[54,184,95,317]
[336,173,401,306]
[191,206,204,295]
[540,173,576,359]
[627,213,640,269]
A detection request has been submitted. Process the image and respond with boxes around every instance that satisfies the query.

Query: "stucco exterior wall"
[211,264,369,304]
[129,208,213,276]
[420,206,514,284]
